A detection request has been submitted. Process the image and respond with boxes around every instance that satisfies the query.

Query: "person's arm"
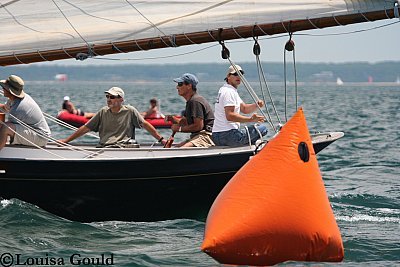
[0,100,11,112]
[240,100,264,114]
[142,120,166,145]
[165,115,182,124]
[59,125,91,144]
[225,106,264,123]
[171,117,203,133]
[143,107,157,118]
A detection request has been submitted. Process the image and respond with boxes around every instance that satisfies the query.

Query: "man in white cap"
[212,65,267,147]
[168,73,214,147]
[0,75,51,150]
[59,87,166,147]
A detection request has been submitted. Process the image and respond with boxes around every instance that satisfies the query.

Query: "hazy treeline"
[1,61,399,83]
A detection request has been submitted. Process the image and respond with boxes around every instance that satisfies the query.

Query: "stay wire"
[255,56,275,132]
[293,47,298,112]
[125,0,166,36]
[0,107,104,158]
[256,56,282,125]
[253,57,277,131]
[51,0,99,58]
[283,47,288,122]
[43,112,99,139]
[283,32,299,121]
[0,119,66,159]
[253,37,282,127]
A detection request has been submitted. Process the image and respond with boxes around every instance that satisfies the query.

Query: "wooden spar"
[0,8,398,66]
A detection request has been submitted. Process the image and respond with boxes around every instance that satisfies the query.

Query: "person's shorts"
[12,124,48,147]
[189,131,215,148]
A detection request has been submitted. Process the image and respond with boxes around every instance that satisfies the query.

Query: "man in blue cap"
[168,73,214,147]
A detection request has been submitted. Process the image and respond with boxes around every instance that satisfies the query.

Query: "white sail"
[0,0,398,65]
[336,77,344,85]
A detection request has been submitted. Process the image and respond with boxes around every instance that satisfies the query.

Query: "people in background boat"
[0,75,51,150]
[62,96,95,119]
[141,98,165,119]
[58,87,167,147]
[212,65,267,147]
[166,73,214,148]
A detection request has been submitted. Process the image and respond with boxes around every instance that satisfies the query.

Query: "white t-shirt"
[213,83,243,132]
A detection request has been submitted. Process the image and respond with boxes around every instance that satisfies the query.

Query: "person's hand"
[161,139,167,146]
[56,139,67,146]
[165,115,178,124]
[250,113,265,123]
[165,115,173,122]
[256,100,264,108]
[171,124,180,132]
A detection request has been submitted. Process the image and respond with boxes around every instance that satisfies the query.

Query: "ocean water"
[0,81,399,266]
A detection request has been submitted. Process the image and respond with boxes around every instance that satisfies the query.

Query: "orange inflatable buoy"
[201,108,344,266]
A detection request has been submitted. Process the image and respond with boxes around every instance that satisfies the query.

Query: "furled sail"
[0,0,398,66]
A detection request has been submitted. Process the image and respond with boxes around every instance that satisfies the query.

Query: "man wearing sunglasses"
[212,65,267,147]
[168,73,214,147]
[59,87,166,147]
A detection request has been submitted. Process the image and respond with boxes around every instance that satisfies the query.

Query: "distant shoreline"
[1,62,400,83]
[26,80,400,87]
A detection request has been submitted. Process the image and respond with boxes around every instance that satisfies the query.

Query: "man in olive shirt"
[59,87,166,147]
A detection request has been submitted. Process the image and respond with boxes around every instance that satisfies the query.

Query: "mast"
[0,7,398,66]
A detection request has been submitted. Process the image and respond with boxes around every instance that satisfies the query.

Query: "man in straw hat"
[212,65,267,147]
[59,86,166,147]
[0,75,51,150]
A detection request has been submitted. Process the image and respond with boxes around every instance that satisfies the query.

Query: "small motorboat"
[57,110,89,128]
[56,110,181,129]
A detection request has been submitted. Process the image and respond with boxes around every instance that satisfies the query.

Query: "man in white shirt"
[212,65,267,146]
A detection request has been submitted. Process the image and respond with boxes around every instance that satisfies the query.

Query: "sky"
[49,19,400,66]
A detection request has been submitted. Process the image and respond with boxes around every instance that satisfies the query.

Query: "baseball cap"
[173,73,199,87]
[104,87,125,98]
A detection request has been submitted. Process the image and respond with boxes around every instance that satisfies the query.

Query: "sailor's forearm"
[64,126,90,143]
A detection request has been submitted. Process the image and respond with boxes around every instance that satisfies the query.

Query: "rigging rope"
[283,32,298,122]
[0,119,65,158]
[42,112,99,139]
[89,20,399,62]
[252,36,281,131]
[0,104,108,158]
[51,0,98,60]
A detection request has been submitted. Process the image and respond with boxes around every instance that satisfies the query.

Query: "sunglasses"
[177,82,185,87]
[231,71,244,76]
[106,94,120,99]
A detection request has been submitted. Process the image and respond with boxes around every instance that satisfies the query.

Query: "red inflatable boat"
[57,111,179,129]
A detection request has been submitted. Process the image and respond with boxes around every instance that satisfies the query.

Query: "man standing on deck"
[0,75,51,150]
[58,87,167,147]
[212,65,267,147]
[167,73,214,147]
